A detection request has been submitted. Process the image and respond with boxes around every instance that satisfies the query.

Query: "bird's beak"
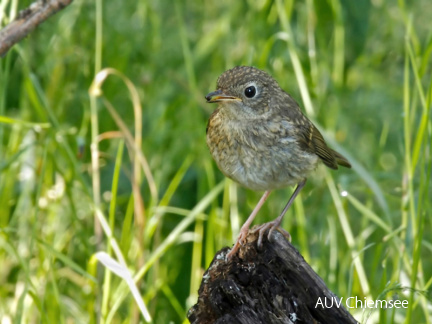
[205,89,241,103]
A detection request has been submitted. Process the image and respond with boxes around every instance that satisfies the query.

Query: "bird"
[205,66,351,259]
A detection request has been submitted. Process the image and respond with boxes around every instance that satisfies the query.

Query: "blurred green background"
[0,0,431,323]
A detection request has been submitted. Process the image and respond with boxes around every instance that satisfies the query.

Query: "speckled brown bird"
[205,66,351,259]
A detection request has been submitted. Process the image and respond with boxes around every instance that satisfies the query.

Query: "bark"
[0,0,74,56]
[188,230,358,324]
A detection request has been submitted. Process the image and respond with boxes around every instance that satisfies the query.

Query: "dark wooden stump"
[187,229,358,324]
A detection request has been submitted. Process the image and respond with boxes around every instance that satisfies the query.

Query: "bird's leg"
[226,190,272,259]
[253,179,307,248]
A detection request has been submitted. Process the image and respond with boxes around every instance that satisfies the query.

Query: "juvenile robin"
[205,66,351,259]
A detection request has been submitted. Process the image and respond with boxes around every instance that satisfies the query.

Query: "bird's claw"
[251,221,291,248]
[237,231,248,246]
[226,227,249,260]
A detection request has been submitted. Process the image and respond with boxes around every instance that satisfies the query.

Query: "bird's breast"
[206,110,319,190]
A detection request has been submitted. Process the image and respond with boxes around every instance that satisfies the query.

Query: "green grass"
[0,0,431,323]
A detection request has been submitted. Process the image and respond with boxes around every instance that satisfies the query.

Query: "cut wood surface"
[188,229,358,324]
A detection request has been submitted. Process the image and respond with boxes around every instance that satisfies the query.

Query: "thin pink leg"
[253,179,307,247]
[226,190,272,259]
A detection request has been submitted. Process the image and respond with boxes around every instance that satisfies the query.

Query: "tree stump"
[187,229,358,324]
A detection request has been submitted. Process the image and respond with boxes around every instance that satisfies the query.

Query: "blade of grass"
[325,172,371,296]
[106,181,224,322]
[96,252,151,322]
[101,139,125,323]
[38,240,97,283]
[275,0,315,117]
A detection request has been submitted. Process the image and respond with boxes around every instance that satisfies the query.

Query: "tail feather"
[332,149,351,168]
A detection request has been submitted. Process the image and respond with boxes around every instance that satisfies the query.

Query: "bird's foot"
[226,226,250,260]
[251,221,291,248]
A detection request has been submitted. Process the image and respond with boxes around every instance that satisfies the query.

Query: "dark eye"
[244,86,256,98]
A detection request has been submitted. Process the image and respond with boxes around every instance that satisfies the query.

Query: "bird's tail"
[332,149,351,168]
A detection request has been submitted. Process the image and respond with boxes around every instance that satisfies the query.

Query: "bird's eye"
[244,86,256,98]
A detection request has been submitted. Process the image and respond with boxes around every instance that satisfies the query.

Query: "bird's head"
[205,66,281,119]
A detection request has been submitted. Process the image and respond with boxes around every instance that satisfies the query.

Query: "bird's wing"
[300,123,339,169]
[277,93,351,169]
